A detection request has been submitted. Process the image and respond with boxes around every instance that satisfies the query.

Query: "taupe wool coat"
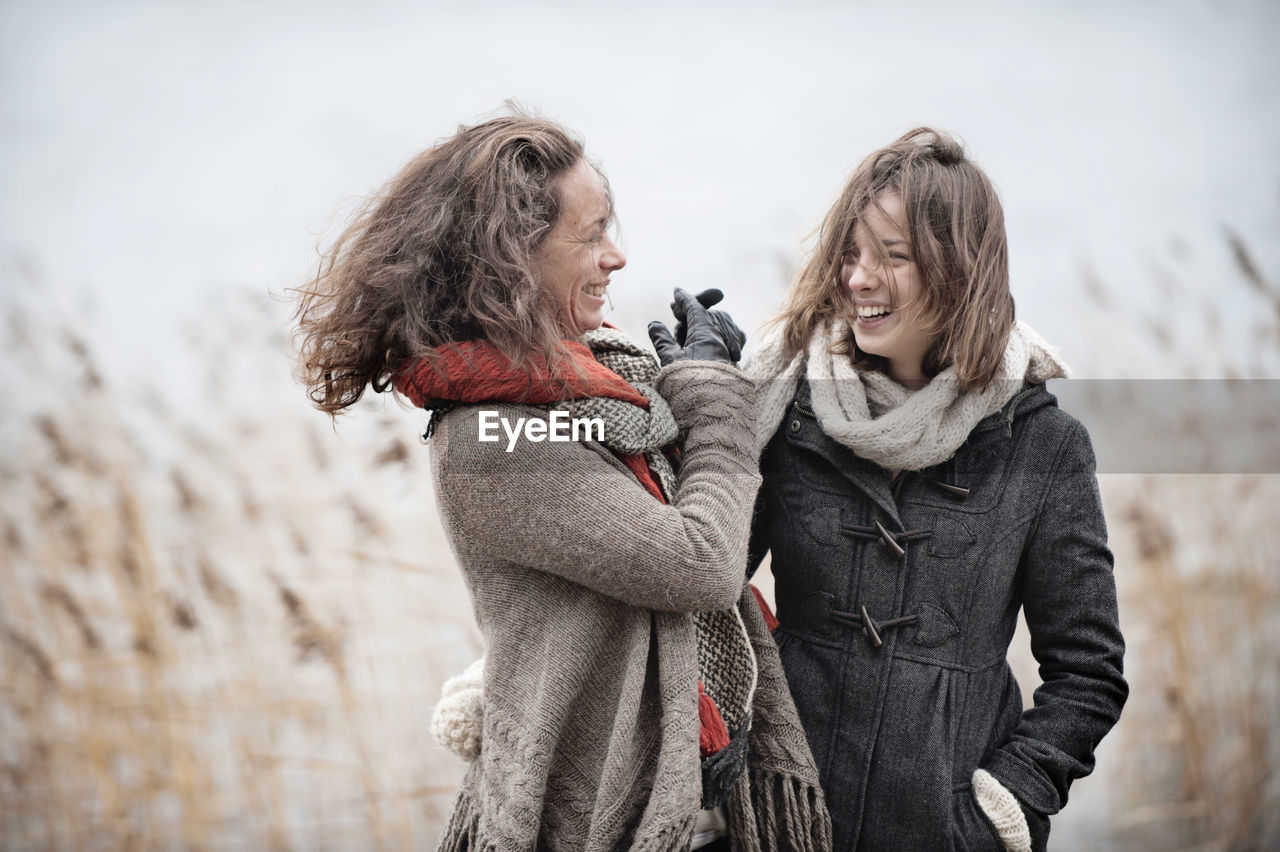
[429,361,829,851]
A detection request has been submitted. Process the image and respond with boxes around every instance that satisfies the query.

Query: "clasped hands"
[647,288,747,366]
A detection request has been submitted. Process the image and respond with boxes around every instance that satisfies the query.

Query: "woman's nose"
[847,258,877,290]
[601,238,626,272]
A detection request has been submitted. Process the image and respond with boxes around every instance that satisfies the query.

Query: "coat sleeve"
[431,360,762,613]
[982,418,1128,818]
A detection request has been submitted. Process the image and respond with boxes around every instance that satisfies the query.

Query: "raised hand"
[670,288,746,363]
[648,288,747,366]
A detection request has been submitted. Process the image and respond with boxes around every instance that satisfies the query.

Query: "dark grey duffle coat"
[749,379,1127,851]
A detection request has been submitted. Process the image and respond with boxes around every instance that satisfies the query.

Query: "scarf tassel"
[727,767,834,852]
[698,680,731,757]
[644,815,699,851]
[437,793,499,852]
[441,792,699,851]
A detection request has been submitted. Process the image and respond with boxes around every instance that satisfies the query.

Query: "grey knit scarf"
[572,327,680,499]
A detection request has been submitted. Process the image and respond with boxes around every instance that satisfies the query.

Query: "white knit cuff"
[430,656,485,762]
[972,768,1032,852]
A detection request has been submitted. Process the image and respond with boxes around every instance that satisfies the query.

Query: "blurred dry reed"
[1028,228,1280,850]
[1,289,479,850]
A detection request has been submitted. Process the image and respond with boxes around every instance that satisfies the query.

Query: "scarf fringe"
[437,793,496,852]
[728,767,833,852]
[634,814,697,851]
[439,791,698,852]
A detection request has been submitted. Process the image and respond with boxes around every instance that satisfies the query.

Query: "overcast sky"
[2,0,1277,400]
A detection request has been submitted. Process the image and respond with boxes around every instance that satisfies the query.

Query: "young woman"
[746,128,1127,851]
[293,113,830,851]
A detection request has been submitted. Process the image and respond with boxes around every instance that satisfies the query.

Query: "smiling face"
[533,160,626,337]
[841,191,936,388]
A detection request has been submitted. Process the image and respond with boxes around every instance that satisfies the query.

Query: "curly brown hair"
[293,112,599,415]
[775,127,1014,391]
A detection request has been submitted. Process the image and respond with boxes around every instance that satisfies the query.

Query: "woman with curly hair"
[746,128,1127,851]
[293,112,831,852]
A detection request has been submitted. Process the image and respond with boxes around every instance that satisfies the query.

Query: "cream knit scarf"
[747,318,1069,470]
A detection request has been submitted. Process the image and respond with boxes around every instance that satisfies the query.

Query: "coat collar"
[964,381,1059,446]
[787,380,1061,524]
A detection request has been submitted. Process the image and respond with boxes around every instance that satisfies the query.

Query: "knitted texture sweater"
[429,360,826,851]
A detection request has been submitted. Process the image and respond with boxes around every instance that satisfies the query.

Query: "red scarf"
[394,338,648,410]
[392,334,668,502]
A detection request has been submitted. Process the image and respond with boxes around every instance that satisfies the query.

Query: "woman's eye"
[890,253,910,262]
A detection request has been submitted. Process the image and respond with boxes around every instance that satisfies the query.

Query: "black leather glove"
[648,288,744,366]
[671,288,746,363]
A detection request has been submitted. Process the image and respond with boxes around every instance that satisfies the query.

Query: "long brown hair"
[293,112,594,415]
[775,127,1014,391]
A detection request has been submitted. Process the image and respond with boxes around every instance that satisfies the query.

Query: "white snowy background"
[2,0,1278,849]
